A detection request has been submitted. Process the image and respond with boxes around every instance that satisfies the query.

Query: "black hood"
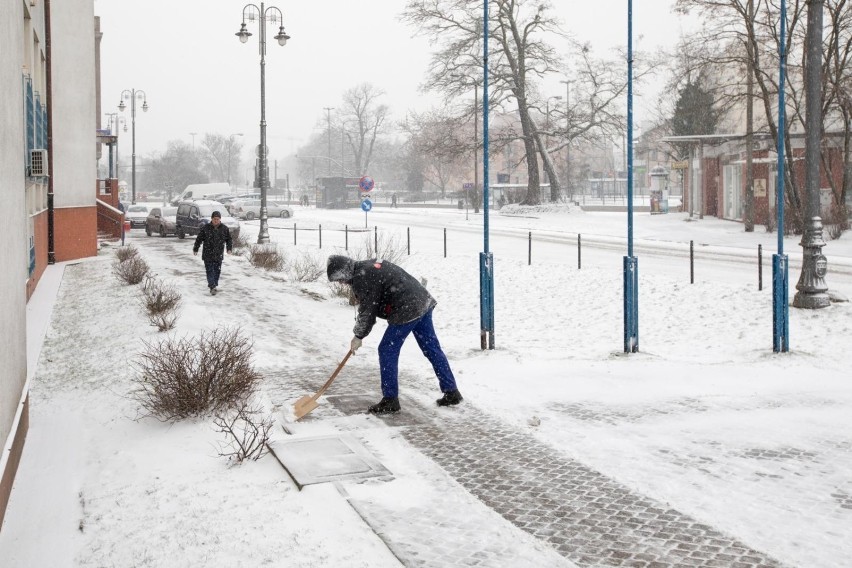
[327,255,355,282]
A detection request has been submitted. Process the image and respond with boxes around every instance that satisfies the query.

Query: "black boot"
[436,389,463,407]
[368,397,400,415]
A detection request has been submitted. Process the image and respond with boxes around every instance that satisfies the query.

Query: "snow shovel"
[292,350,353,420]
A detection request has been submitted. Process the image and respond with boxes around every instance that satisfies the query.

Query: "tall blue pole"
[773,0,790,352]
[623,0,639,353]
[479,0,495,350]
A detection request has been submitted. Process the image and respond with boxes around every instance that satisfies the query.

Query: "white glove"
[351,337,362,353]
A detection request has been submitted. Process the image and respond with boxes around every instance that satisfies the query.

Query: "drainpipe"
[45,0,55,264]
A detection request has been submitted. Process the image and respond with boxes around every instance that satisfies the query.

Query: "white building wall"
[0,0,30,474]
[51,0,96,209]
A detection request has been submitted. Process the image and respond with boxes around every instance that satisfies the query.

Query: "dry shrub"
[289,251,325,282]
[113,255,149,285]
[132,327,262,421]
[328,281,356,305]
[232,234,251,255]
[354,232,406,265]
[115,245,139,262]
[213,401,273,464]
[140,276,181,331]
[249,244,285,271]
[824,205,850,240]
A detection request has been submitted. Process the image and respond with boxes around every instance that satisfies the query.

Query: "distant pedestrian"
[326,255,463,414]
[391,193,398,208]
[193,210,232,295]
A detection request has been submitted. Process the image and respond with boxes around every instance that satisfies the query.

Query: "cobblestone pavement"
[266,367,785,567]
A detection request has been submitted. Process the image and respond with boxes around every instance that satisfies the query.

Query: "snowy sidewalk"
[272,365,784,568]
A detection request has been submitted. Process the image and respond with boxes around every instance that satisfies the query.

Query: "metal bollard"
[319,224,322,249]
[443,228,447,258]
[528,231,532,265]
[407,227,410,255]
[758,244,763,291]
[578,234,582,269]
[690,240,694,284]
[294,223,297,246]
[345,225,348,251]
[374,225,378,254]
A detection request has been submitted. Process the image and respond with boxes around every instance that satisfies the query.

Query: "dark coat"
[350,259,436,339]
[193,222,232,262]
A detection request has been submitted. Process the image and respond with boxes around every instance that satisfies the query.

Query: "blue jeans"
[378,308,457,398]
[204,260,222,288]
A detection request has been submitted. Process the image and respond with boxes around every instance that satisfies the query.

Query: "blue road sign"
[361,198,373,212]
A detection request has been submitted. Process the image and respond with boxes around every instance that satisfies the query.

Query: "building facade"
[1,0,98,530]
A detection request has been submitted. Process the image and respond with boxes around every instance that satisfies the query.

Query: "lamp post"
[545,96,562,129]
[544,96,562,187]
[118,88,148,204]
[792,0,830,310]
[227,133,244,189]
[324,107,334,176]
[236,2,290,244]
[560,79,572,193]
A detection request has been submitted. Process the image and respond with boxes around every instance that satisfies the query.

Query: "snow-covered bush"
[112,255,149,285]
[114,245,139,263]
[140,276,181,331]
[248,244,285,271]
[213,401,273,464]
[132,327,262,421]
[288,250,325,282]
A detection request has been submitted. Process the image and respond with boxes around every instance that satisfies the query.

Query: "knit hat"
[327,255,355,283]
[211,211,222,218]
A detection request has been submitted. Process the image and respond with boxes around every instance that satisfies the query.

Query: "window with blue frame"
[24,75,35,170]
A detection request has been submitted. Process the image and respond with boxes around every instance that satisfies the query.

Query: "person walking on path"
[193,210,232,295]
[326,254,463,414]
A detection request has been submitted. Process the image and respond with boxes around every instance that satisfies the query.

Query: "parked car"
[174,200,240,240]
[232,199,293,220]
[124,204,152,228]
[145,206,178,237]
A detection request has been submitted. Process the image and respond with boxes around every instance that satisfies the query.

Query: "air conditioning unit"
[30,149,49,177]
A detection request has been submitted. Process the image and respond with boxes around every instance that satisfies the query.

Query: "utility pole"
[474,83,480,213]
[324,106,334,176]
[744,0,755,231]
[793,0,830,309]
[560,79,572,196]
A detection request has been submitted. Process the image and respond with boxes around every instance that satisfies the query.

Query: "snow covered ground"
[1,206,850,567]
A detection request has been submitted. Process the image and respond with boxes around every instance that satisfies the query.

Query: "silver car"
[125,204,152,228]
[145,206,178,237]
[232,199,293,220]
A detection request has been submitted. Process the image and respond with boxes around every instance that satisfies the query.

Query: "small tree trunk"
[517,104,542,205]
[534,130,562,202]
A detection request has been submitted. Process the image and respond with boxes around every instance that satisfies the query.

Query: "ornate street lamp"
[118,88,148,204]
[236,2,290,244]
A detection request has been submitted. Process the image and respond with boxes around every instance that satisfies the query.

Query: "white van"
[172,182,231,204]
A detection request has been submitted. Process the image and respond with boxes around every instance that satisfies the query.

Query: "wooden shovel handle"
[310,350,353,402]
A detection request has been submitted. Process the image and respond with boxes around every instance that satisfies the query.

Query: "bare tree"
[145,140,208,199]
[339,83,390,176]
[200,133,245,185]
[402,0,564,205]
[669,0,852,231]
[402,110,467,196]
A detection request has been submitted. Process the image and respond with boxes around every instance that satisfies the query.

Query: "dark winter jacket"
[329,256,436,339]
[193,222,232,262]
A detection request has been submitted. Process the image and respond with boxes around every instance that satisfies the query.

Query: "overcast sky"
[95,0,692,163]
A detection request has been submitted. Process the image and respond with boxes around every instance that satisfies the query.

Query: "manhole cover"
[269,434,392,489]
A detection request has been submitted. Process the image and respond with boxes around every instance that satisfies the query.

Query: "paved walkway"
[267,367,784,568]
